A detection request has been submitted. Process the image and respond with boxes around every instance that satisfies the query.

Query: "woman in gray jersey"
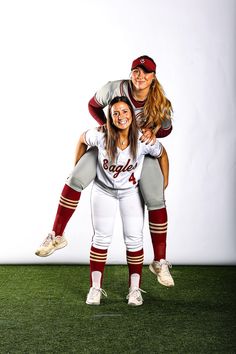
[35,55,174,288]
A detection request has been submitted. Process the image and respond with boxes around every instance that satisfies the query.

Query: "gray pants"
[66,147,165,211]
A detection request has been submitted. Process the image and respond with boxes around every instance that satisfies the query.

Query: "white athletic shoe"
[86,287,107,305]
[149,259,175,287]
[35,231,68,257]
[126,287,146,306]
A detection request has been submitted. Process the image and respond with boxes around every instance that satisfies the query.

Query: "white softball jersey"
[85,128,163,190]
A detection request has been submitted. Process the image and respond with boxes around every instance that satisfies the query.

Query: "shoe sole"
[35,240,68,257]
[86,301,100,305]
[149,264,175,287]
[128,302,143,306]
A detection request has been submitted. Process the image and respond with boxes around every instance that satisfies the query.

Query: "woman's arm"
[156,119,172,138]
[74,133,88,166]
[88,97,107,125]
[156,125,172,138]
[158,146,169,189]
[140,122,172,144]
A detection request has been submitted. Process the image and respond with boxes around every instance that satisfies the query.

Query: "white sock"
[130,273,140,289]
[91,271,102,289]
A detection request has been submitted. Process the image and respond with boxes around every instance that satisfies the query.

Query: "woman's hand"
[97,124,107,132]
[164,177,168,189]
[139,128,156,145]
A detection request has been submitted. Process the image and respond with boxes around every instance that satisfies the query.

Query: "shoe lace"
[166,261,172,269]
[161,262,172,276]
[41,233,54,246]
[53,235,63,245]
[100,288,107,297]
[91,287,107,299]
[126,287,146,299]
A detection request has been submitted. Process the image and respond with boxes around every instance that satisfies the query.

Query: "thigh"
[139,155,165,210]
[66,147,98,191]
[91,183,117,249]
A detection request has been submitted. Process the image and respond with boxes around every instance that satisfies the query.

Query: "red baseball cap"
[131,55,156,73]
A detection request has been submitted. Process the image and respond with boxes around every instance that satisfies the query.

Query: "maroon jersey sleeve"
[156,124,172,138]
[88,96,106,125]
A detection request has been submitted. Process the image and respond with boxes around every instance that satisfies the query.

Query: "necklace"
[119,137,128,146]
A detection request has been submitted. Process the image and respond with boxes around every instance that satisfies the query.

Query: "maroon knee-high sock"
[89,246,108,287]
[52,184,81,236]
[148,207,168,261]
[126,249,144,287]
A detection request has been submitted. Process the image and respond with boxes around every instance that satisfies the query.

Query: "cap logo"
[131,56,156,73]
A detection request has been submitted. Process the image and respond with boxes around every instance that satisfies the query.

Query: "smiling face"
[130,67,155,91]
[110,101,132,131]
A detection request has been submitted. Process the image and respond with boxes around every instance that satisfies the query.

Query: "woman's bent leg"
[35,148,98,257]
[52,147,98,235]
[139,156,174,287]
[139,155,167,260]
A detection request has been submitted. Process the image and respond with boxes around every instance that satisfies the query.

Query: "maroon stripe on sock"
[149,208,167,261]
[52,184,81,236]
[90,246,107,287]
[126,249,144,287]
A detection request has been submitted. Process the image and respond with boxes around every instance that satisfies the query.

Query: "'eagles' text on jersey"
[85,128,163,190]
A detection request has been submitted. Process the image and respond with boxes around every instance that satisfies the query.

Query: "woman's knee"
[66,176,84,192]
[66,147,98,191]
[93,234,112,249]
[125,237,143,252]
[145,198,166,210]
[139,156,165,210]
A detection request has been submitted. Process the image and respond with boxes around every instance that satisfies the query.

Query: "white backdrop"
[0,0,235,265]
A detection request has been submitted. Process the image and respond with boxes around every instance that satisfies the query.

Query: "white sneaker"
[35,231,68,257]
[86,287,107,305]
[149,259,175,287]
[126,287,146,306]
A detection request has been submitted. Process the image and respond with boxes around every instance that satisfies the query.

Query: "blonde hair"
[143,77,173,130]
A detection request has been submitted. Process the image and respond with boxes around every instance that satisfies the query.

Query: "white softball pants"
[91,182,145,252]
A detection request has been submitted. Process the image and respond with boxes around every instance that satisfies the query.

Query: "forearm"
[158,147,169,188]
[88,97,107,125]
[153,120,172,138]
[74,133,88,165]
[157,125,172,138]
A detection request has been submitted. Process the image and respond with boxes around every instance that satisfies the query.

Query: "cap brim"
[132,64,155,73]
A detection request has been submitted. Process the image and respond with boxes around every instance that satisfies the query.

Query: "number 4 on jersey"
[129,173,136,185]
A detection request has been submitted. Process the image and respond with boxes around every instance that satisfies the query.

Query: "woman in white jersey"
[35,55,174,288]
[76,96,168,306]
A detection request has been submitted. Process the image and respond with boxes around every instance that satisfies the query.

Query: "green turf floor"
[0,265,235,354]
